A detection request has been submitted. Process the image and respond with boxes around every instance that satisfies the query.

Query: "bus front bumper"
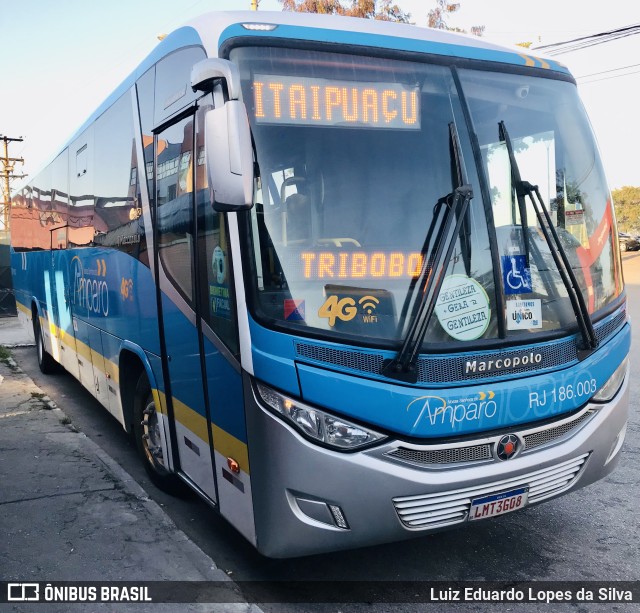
[244,373,629,558]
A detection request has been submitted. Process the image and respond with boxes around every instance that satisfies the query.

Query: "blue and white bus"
[11,11,630,558]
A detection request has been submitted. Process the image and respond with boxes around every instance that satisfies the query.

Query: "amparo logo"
[71,256,109,316]
[406,394,497,429]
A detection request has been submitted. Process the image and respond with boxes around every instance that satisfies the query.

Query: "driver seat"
[281,176,311,244]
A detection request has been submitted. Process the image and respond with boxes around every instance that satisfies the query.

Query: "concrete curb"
[77,429,224,581]
[0,349,265,612]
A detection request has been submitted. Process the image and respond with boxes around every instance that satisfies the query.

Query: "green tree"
[279,0,412,22]
[612,186,640,232]
[427,0,458,29]
[427,0,484,36]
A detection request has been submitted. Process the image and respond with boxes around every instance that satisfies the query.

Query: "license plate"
[468,487,528,521]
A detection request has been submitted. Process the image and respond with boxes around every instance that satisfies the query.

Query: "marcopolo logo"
[465,351,543,375]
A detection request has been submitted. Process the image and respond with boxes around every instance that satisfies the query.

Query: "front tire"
[133,374,188,496]
[34,315,58,374]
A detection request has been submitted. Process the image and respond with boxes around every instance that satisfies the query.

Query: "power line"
[532,22,640,55]
[579,68,640,85]
[576,62,640,80]
[534,23,640,50]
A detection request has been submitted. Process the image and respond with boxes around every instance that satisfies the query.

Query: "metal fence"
[0,242,16,317]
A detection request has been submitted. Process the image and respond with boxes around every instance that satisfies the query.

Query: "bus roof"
[87,10,571,136]
[19,10,568,193]
[194,10,567,75]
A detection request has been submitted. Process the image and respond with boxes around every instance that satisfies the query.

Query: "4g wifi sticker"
[318,294,380,326]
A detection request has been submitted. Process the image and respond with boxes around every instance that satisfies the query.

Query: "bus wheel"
[133,374,187,496]
[34,317,57,374]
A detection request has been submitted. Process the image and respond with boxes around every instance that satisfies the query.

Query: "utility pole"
[0,135,24,316]
[0,135,27,235]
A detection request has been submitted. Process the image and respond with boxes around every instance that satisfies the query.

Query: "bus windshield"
[231,46,621,349]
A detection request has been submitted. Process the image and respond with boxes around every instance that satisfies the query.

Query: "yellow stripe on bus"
[212,424,250,475]
[24,301,120,385]
[518,54,536,67]
[157,391,250,475]
[517,53,551,70]
[172,395,210,443]
[20,300,249,475]
[16,301,30,316]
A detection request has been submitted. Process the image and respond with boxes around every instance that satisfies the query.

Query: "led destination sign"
[298,251,423,279]
[254,75,420,129]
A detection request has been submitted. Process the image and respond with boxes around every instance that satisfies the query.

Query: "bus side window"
[195,102,239,356]
[69,129,95,248]
[137,66,155,214]
[92,93,147,262]
[51,150,69,250]
[155,115,195,306]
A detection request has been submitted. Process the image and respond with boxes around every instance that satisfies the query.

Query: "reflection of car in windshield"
[618,232,640,252]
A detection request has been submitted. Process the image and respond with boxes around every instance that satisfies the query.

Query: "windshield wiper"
[498,121,530,268]
[498,121,598,356]
[382,123,473,383]
[452,121,473,276]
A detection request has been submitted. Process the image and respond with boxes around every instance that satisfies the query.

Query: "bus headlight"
[592,358,628,403]
[255,381,387,450]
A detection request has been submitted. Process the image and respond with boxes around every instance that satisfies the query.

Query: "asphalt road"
[10,253,640,612]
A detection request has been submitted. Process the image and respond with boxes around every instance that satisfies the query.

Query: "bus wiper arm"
[382,125,473,383]
[498,121,598,355]
[499,121,530,268]
[382,186,473,383]
[451,121,472,276]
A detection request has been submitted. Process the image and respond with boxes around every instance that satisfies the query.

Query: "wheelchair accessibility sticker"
[501,255,532,295]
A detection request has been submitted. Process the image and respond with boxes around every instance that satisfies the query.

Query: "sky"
[1,0,639,191]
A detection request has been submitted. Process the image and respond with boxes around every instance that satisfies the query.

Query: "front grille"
[295,343,384,375]
[416,339,576,382]
[523,409,595,451]
[387,444,492,466]
[595,308,626,344]
[295,339,576,382]
[386,408,596,469]
[393,453,589,529]
[293,304,625,383]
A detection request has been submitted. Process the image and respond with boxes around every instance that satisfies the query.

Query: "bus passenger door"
[194,100,256,545]
[154,112,218,502]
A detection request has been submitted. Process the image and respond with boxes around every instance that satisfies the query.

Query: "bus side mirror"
[191,58,254,212]
[204,101,255,212]
[191,58,241,100]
